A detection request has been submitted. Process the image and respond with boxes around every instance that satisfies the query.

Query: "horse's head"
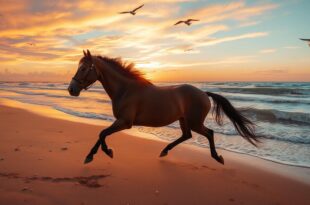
[68,50,98,96]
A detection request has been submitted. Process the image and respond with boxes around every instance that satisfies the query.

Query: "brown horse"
[68,50,262,164]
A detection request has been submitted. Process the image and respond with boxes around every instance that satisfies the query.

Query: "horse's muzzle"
[68,80,81,96]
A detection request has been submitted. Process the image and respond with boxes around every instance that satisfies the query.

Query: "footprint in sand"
[0,172,109,188]
[241,180,260,189]
[229,198,235,202]
[21,187,32,192]
[201,165,216,171]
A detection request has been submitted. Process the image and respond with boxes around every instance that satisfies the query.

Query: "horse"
[68,50,262,165]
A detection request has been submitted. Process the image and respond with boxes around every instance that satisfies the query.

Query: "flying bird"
[300,38,310,47]
[27,42,36,46]
[174,19,199,26]
[119,4,144,15]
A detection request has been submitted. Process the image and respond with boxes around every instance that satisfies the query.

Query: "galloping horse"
[68,50,261,164]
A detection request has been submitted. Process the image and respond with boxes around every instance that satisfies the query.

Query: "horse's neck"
[94,58,129,101]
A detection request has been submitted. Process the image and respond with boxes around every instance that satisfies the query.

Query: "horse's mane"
[96,56,152,85]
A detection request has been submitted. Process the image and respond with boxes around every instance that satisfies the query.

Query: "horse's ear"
[83,50,87,57]
[87,49,92,58]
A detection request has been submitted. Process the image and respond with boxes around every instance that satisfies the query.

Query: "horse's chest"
[111,103,122,119]
[111,101,132,119]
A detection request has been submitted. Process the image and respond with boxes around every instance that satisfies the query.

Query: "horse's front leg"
[84,119,131,164]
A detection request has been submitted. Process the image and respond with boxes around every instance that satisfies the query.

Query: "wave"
[262,132,310,144]
[54,107,115,122]
[202,82,310,89]
[242,108,310,125]
[0,83,105,94]
[18,82,31,86]
[162,118,310,144]
[225,95,310,105]
[254,82,310,88]
[218,87,310,96]
[0,89,111,104]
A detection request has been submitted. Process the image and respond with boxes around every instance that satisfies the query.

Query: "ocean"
[0,81,309,167]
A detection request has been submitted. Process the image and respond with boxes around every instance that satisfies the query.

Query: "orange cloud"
[0,0,284,82]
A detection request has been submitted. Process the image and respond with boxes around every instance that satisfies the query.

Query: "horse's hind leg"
[159,118,192,157]
[192,126,224,164]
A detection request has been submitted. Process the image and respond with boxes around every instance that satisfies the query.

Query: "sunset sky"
[0,0,309,82]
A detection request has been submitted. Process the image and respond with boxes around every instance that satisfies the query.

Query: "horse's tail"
[206,91,262,146]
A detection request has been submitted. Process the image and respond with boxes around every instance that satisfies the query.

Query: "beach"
[0,105,309,205]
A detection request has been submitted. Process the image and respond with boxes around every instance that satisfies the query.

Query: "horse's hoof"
[217,155,224,165]
[107,148,113,158]
[84,155,93,164]
[159,150,168,157]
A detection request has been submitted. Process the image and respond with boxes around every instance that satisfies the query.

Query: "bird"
[119,4,144,15]
[300,38,310,47]
[27,42,36,46]
[174,19,199,26]
[184,48,194,52]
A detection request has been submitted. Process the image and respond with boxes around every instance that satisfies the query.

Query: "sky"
[0,0,309,82]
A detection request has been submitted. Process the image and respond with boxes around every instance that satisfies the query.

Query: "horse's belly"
[133,102,181,127]
[134,115,178,127]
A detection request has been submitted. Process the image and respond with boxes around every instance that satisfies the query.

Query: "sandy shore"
[0,105,309,205]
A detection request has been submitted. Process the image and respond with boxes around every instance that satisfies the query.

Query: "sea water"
[0,81,309,167]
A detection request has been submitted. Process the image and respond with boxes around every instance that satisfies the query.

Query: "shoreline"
[0,104,309,204]
[1,98,310,185]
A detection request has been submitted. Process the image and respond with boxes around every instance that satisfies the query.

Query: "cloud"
[187,1,277,23]
[260,48,276,54]
[238,21,260,28]
[139,55,257,70]
[283,46,301,49]
[199,32,268,47]
[253,69,287,75]
[0,0,279,81]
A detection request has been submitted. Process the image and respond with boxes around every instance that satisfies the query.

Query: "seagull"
[174,19,199,26]
[119,4,144,15]
[300,38,310,47]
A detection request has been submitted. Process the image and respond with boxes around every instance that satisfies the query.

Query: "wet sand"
[0,105,309,205]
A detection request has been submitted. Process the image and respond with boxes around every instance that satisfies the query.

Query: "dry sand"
[0,105,309,205]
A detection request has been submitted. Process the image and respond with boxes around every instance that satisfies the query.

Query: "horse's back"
[132,84,211,127]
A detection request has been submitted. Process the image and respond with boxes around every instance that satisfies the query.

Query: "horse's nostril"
[68,87,73,93]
